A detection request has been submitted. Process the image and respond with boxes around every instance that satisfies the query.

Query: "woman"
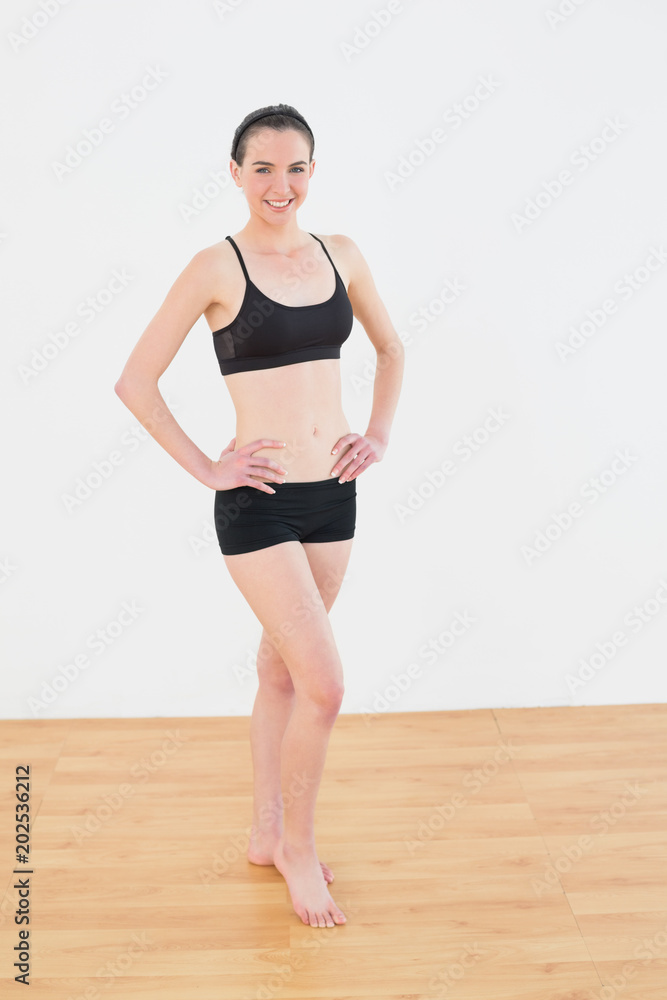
[114,104,404,928]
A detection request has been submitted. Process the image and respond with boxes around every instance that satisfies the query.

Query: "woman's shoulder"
[311,232,365,269]
[311,234,369,288]
[189,236,243,283]
[311,232,356,252]
[194,235,236,262]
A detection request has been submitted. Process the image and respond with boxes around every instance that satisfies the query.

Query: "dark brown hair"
[231,104,314,165]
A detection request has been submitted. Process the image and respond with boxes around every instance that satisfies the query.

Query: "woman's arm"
[114,250,218,487]
[328,236,404,481]
[344,235,405,446]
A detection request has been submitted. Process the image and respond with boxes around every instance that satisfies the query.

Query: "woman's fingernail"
[332,448,338,455]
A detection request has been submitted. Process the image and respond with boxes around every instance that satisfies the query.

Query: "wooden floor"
[0,704,665,999]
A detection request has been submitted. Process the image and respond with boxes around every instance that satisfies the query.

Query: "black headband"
[232,110,313,160]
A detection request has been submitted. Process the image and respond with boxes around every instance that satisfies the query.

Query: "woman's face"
[232,128,315,223]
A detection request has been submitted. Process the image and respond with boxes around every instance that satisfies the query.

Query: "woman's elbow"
[378,337,405,363]
[114,373,134,400]
[113,365,159,399]
[114,370,155,400]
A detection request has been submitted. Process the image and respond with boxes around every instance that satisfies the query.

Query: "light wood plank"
[2,704,664,996]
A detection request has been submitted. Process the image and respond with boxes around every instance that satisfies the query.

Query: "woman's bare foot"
[273,837,346,928]
[248,827,334,883]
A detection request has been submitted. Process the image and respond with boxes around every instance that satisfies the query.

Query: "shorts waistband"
[260,476,352,488]
[215,476,356,498]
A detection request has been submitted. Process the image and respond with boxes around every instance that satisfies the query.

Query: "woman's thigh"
[301,537,354,613]
[223,540,348,696]
[250,538,354,688]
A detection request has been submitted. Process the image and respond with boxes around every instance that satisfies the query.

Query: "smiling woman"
[113,101,404,931]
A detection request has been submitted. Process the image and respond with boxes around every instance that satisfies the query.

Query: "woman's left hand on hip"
[330,433,386,483]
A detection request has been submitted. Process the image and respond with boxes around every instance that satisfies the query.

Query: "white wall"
[3,0,667,720]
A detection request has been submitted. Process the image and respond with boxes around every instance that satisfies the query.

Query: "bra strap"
[309,233,343,283]
[226,235,250,281]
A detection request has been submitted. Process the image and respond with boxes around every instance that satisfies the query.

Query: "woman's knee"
[259,612,345,713]
[256,638,295,694]
[300,674,345,717]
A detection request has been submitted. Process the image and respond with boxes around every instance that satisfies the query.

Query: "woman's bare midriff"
[224,358,351,483]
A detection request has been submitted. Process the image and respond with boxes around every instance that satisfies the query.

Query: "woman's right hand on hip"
[206,437,288,493]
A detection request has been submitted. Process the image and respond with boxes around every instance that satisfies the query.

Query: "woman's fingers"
[242,438,287,453]
[238,438,289,479]
[338,450,373,482]
[242,478,278,495]
[330,433,357,458]
[330,435,368,479]
[331,432,385,482]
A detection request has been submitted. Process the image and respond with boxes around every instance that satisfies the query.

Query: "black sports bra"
[211,233,354,376]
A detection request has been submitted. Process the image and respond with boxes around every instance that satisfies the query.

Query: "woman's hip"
[213,477,357,556]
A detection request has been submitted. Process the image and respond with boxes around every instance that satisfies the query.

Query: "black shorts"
[213,477,357,555]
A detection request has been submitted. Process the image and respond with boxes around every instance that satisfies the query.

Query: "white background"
[2,0,667,720]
